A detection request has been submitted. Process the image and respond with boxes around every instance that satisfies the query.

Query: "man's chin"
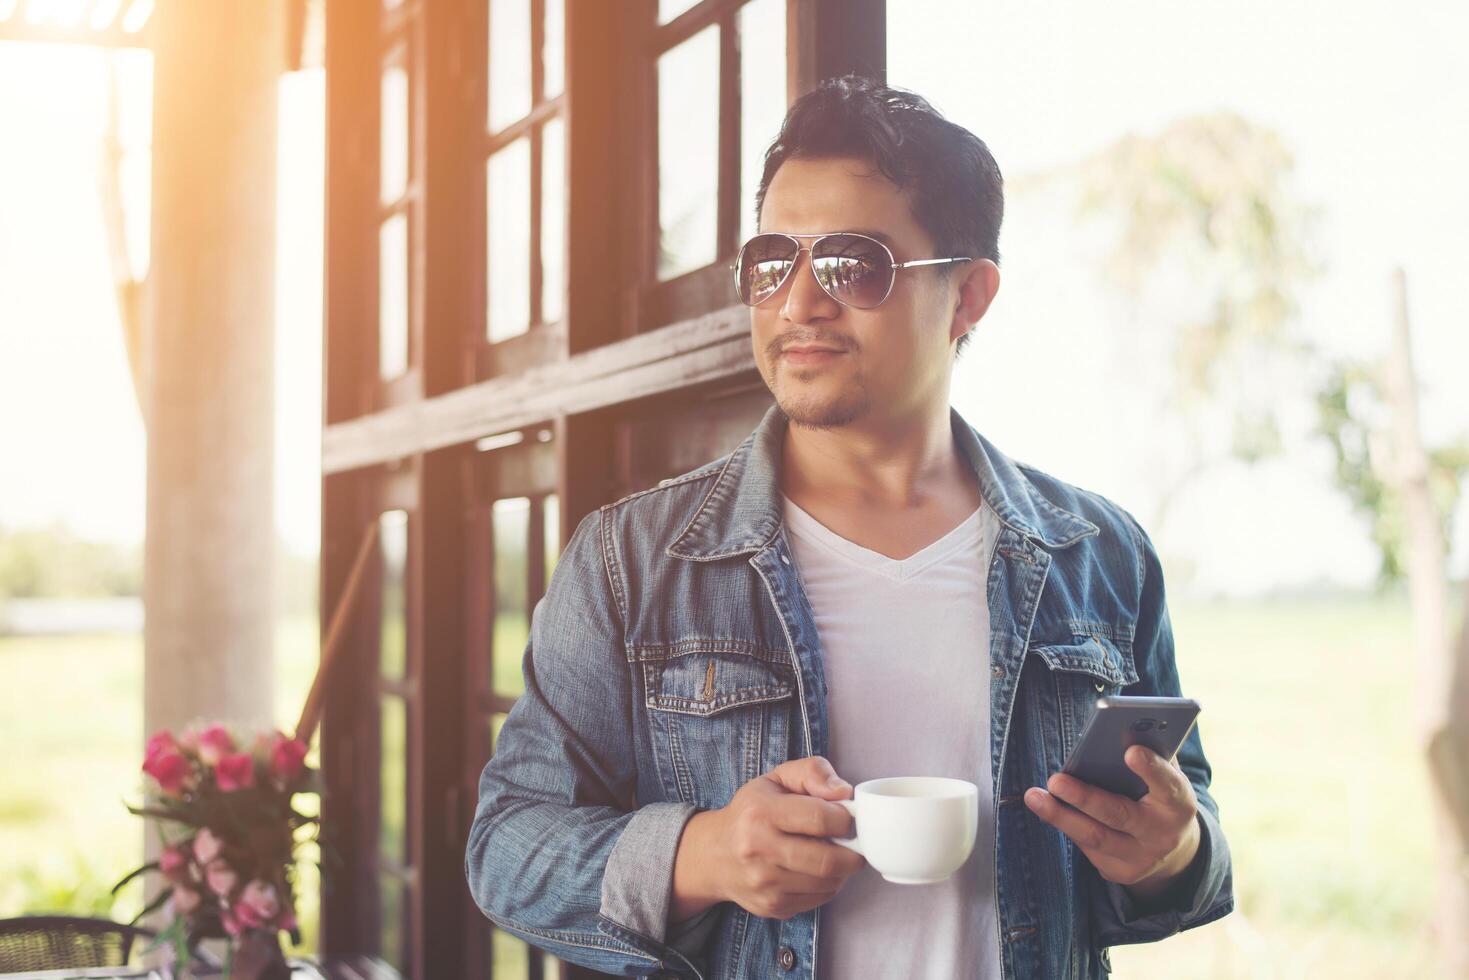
[774,391,868,431]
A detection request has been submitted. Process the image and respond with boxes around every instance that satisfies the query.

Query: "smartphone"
[1060,696,1200,800]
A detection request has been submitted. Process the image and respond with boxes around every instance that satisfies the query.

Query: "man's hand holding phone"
[1023,744,1202,901]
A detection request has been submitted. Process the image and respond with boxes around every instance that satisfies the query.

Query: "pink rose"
[144,730,178,763]
[142,747,191,796]
[206,859,239,898]
[269,733,308,784]
[192,828,223,865]
[172,884,201,915]
[197,724,234,766]
[159,845,189,883]
[235,879,281,930]
[220,907,243,937]
[215,752,256,791]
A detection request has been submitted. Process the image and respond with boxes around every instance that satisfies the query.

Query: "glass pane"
[542,492,560,591]
[489,0,532,132]
[380,510,408,679]
[492,498,531,697]
[492,928,531,978]
[659,0,703,22]
[543,0,565,100]
[488,711,509,755]
[379,214,409,378]
[379,877,405,970]
[657,25,720,280]
[740,0,786,244]
[541,116,566,325]
[379,695,407,866]
[487,138,531,342]
[381,63,409,204]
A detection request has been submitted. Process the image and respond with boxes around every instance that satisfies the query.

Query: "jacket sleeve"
[1089,510,1235,949]
[465,508,705,978]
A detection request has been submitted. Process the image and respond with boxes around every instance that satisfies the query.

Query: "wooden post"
[1383,267,1467,974]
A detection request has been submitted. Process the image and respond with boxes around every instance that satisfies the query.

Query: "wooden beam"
[0,21,152,48]
[322,304,755,474]
[787,0,886,99]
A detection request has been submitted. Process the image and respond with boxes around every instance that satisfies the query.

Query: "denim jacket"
[466,405,1233,979]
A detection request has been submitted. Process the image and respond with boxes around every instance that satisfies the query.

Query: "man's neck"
[779,403,967,511]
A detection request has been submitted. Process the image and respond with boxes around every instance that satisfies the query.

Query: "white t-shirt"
[781,496,1002,980]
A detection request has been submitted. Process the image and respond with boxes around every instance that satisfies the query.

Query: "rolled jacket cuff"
[599,800,699,944]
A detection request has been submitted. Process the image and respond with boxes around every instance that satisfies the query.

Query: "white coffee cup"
[830,776,979,884]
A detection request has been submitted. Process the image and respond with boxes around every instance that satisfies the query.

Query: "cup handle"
[830,799,862,855]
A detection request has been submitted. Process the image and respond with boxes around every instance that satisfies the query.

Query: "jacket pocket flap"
[1029,636,1138,687]
[645,652,794,717]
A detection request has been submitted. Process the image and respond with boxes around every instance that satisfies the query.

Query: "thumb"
[766,756,852,800]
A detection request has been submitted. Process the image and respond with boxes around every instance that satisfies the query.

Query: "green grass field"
[1,594,1458,977]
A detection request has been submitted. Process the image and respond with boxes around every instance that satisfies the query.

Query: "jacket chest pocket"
[639,648,796,810]
[1028,633,1138,764]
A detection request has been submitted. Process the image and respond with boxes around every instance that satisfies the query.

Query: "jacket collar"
[667,404,1099,561]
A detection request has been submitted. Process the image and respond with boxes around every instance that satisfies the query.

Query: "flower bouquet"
[115,723,320,978]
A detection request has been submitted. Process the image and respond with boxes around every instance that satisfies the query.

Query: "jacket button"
[777,946,797,971]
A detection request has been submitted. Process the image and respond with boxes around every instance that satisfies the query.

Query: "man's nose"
[779,249,840,323]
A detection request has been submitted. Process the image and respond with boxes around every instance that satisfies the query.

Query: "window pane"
[489,0,532,132]
[488,711,508,755]
[380,509,408,680]
[543,0,565,101]
[659,0,703,22]
[379,214,409,378]
[380,695,407,866]
[381,63,409,204]
[542,492,560,591]
[657,25,720,280]
[541,116,566,325]
[492,498,530,698]
[740,0,786,244]
[487,138,531,342]
[492,929,531,979]
[380,876,405,970]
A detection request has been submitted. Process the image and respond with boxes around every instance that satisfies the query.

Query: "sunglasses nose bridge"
[780,242,847,316]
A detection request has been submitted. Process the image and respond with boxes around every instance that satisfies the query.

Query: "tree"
[1014,111,1323,542]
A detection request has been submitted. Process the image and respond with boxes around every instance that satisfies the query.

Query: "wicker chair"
[0,915,153,971]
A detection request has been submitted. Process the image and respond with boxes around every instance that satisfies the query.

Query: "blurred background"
[1,0,1466,977]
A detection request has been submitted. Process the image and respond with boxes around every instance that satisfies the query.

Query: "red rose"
[159,844,189,883]
[269,733,308,785]
[215,752,256,792]
[142,747,191,796]
[197,724,235,766]
[144,730,178,764]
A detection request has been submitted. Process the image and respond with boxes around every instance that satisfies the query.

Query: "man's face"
[751,156,962,430]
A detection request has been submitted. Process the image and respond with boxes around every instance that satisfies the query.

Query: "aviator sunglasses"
[733,232,974,310]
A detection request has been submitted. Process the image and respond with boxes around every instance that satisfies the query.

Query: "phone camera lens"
[1132,719,1155,733]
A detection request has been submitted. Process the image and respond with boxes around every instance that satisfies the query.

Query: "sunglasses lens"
[811,234,894,309]
[736,234,799,306]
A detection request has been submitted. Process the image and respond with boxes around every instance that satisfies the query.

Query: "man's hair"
[753,75,1003,357]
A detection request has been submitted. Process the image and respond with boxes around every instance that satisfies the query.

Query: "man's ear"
[949,259,1000,344]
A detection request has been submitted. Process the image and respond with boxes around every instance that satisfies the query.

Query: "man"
[467,76,1232,979]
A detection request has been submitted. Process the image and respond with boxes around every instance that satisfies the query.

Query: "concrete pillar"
[143,1,282,740]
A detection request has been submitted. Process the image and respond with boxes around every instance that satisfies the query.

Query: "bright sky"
[0,1,1465,597]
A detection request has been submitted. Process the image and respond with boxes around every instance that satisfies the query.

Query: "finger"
[1045,772,1141,835]
[1024,788,1131,857]
[776,836,867,882]
[1125,745,1193,807]
[769,794,856,839]
[765,755,853,801]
